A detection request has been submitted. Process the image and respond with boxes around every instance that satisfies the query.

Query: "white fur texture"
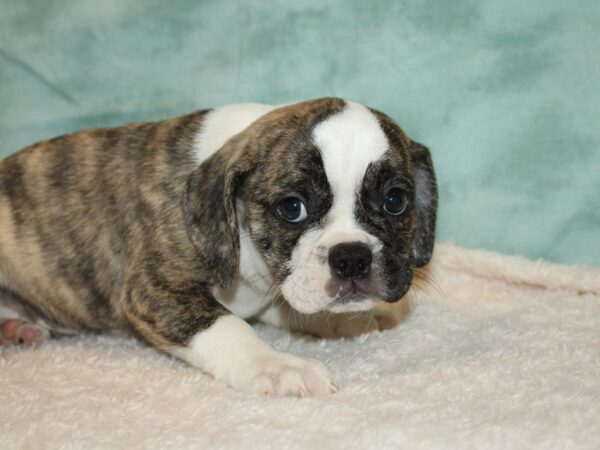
[2,243,599,449]
[193,102,277,164]
[314,101,388,223]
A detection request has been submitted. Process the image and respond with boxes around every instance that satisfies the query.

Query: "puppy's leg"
[122,281,335,397]
[0,289,50,346]
[173,315,335,396]
[0,319,50,346]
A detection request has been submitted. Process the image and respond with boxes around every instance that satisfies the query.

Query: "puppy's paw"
[0,318,49,346]
[173,315,336,398]
[242,352,336,397]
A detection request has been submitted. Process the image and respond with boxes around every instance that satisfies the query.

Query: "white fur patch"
[193,103,277,165]
[314,101,389,230]
[171,315,334,396]
[211,202,274,319]
[281,101,390,314]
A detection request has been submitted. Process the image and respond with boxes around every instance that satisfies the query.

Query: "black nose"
[328,242,373,280]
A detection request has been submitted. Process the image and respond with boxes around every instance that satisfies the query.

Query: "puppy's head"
[184,98,437,314]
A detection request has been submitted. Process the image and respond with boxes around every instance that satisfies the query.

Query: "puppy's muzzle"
[328,242,372,280]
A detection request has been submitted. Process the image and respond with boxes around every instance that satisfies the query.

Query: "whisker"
[245,272,271,286]
[413,268,447,304]
[368,309,375,327]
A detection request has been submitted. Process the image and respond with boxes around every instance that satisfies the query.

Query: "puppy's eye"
[277,197,308,223]
[383,188,408,216]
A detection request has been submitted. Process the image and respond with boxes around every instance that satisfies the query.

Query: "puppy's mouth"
[323,272,412,313]
[325,277,379,304]
[325,282,381,313]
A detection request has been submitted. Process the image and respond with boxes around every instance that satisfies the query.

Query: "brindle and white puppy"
[0,98,437,396]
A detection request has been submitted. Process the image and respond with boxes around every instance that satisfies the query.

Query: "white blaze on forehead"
[312,101,389,228]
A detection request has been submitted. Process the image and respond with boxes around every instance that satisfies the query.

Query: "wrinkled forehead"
[252,99,410,203]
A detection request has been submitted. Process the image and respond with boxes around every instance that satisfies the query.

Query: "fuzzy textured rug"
[1,243,599,449]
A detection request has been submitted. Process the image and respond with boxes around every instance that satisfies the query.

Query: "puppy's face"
[184,98,437,315]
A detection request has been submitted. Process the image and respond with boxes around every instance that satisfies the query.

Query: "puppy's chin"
[327,297,379,313]
[280,272,412,315]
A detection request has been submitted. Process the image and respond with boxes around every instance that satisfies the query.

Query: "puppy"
[0,98,437,396]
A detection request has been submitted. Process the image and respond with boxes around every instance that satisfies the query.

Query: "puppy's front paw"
[243,352,336,397]
[173,315,336,398]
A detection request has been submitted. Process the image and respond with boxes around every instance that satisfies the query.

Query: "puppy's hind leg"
[122,278,335,397]
[0,289,50,346]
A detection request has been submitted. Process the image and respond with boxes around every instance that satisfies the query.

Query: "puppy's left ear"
[410,141,438,267]
[182,135,253,287]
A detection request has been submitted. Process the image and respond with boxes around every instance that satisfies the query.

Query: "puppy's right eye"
[277,197,308,223]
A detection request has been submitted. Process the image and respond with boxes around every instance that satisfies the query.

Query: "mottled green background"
[1,0,599,266]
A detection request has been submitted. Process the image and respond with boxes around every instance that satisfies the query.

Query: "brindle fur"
[0,97,436,351]
[0,110,228,348]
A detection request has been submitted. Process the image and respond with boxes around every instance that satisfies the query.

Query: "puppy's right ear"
[182,136,252,288]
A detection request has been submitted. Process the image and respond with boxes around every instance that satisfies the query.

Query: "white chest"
[211,231,275,319]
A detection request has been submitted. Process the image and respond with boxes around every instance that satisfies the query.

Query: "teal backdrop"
[1,0,599,266]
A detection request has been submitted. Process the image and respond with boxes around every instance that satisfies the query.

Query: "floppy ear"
[410,141,438,267]
[182,136,251,287]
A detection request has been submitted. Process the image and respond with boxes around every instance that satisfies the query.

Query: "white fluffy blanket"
[2,244,599,449]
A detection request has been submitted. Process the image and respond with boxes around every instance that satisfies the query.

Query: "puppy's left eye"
[277,197,308,223]
[383,188,408,216]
